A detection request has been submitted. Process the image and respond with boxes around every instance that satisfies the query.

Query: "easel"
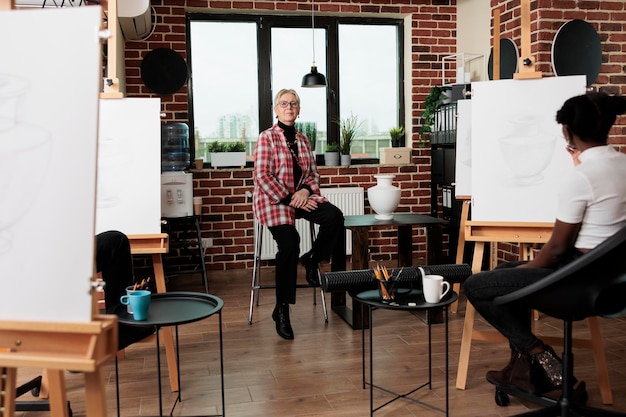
[454,222,614,404]
[0,4,120,417]
[127,234,179,392]
[0,316,118,417]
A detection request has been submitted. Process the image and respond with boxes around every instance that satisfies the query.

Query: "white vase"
[367,174,401,220]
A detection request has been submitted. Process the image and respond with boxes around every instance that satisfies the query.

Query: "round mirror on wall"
[552,19,602,87]
[488,38,519,80]
[140,48,188,95]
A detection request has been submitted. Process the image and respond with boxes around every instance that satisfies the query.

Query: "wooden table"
[333,214,447,329]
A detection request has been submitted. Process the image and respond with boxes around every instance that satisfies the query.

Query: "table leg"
[397,225,413,266]
[330,228,369,330]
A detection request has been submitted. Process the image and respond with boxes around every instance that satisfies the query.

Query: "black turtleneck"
[278,121,306,205]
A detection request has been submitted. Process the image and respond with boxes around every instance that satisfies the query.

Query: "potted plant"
[418,86,447,146]
[208,141,247,168]
[336,113,363,166]
[324,143,340,166]
[389,126,405,148]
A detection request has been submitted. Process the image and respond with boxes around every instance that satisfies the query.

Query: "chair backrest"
[494,224,626,321]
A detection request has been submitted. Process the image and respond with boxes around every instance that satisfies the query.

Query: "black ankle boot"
[531,344,564,392]
[300,251,320,286]
[486,348,537,394]
[272,303,294,340]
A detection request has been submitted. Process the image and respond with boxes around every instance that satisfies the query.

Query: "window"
[187,14,403,161]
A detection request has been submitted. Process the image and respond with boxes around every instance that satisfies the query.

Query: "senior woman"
[253,88,345,340]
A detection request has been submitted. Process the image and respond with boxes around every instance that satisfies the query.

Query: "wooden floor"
[14,263,626,416]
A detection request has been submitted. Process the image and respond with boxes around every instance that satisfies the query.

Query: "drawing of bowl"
[0,74,29,132]
[499,134,555,186]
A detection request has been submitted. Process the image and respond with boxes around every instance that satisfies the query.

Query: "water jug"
[161,122,190,171]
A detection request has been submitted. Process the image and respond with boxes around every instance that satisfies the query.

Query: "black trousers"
[268,201,345,304]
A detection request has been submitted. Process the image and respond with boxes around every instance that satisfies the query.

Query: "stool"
[161,215,209,293]
[248,220,328,324]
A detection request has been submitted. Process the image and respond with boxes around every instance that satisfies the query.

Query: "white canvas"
[470,75,586,222]
[96,98,162,235]
[454,99,472,198]
[0,7,102,322]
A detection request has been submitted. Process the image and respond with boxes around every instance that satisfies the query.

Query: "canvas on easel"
[470,75,586,222]
[96,97,162,236]
[0,6,102,323]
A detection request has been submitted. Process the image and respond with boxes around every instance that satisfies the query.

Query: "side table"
[114,292,224,417]
[336,214,447,330]
[355,289,457,416]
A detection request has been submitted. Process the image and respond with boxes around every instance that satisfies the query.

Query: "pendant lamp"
[301,0,326,88]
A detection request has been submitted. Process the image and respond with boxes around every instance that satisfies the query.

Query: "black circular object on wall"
[552,19,602,87]
[140,48,188,95]
[488,38,519,80]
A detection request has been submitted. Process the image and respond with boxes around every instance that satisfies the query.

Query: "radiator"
[258,187,364,260]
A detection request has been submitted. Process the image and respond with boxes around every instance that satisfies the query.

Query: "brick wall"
[126,0,457,271]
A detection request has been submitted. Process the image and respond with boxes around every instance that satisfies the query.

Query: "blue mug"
[120,290,151,320]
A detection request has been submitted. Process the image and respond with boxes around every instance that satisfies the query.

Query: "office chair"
[493,224,626,417]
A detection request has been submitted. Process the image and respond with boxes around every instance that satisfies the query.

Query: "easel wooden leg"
[451,200,470,313]
[587,316,613,404]
[39,369,49,398]
[456,241,484,390]
[47,369,68,417]
[83,369,106,417]
[152,253,179,392]
[1,367,17,417]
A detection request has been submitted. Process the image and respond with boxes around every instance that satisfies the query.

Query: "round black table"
[114,291,224,417]
[355,289,458,416]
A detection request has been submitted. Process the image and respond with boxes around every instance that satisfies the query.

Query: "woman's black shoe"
[272,303,294,340]
[300,251,320,286]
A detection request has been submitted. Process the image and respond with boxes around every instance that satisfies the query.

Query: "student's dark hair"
[556,92,626,144]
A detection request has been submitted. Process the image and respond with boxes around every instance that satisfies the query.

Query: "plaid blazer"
[253,123,326,227]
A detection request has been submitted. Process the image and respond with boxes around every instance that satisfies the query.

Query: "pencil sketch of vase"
[0,74,51,255]
[96,135,125,209]
[499,115,555,186]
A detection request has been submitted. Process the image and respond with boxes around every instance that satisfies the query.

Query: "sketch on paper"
[0,75,51,255]
[96,98,162,236]
[470,75,587,222]
[0,6,102,323]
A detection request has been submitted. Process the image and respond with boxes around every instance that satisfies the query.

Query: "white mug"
[422,274,450,303]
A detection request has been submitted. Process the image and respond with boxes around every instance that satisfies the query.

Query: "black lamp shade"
[301,66,327,88]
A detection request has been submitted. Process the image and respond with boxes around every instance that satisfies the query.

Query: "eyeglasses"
[277,101,300,108]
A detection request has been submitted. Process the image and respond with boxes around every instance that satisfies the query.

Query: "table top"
[344,213,447,228]
[114,291,223,327]
[355,289,458,311]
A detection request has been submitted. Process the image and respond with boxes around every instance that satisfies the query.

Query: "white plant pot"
[209,152,246,168]
[340,154,351,166]
[367,174,401,220]
[324,151,339,166]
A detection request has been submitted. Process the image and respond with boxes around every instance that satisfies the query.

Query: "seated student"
[463,92,626,395]
[96,230,154,350]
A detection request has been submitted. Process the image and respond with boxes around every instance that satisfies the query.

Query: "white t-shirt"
[557,145,626,249]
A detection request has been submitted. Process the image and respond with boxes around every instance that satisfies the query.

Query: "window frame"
[186,12,404,162]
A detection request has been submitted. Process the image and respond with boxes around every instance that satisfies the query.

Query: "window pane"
[271,27,327,154]
[339,24,398,158]
[189,21,258,160]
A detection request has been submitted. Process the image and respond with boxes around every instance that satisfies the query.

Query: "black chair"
[493,224,626,417]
